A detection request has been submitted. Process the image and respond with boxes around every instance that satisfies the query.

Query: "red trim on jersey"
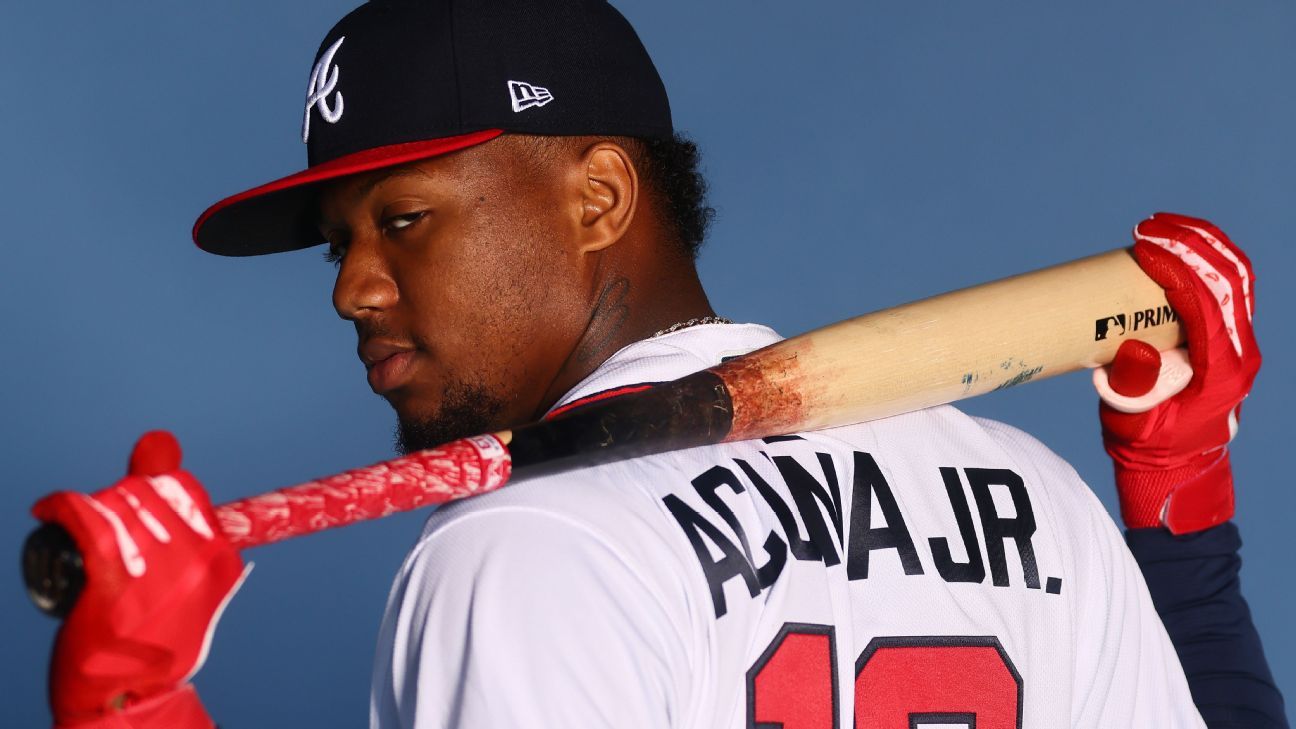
[545,383,660,420]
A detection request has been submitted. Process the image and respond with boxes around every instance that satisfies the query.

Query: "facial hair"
[394,380,507,455]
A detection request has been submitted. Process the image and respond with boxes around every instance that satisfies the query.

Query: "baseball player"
[30,1,1285,727]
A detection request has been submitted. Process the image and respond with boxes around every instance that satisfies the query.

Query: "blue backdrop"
[2,1,1291,725]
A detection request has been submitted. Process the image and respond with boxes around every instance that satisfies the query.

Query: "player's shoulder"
[412,452,698,584]
[964,413,1068,462]
[965,413,1083,480]
[841,400,1050,452]
[825,404,1106,517]
[872,405,1087,482]
[951,410,1115,536]
[375,465,701,729]
[961,413,1094,499]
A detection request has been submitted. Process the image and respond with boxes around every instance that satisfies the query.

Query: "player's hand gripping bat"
[23,247,1183,616]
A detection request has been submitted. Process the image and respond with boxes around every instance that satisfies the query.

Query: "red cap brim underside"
[192,129,504,257]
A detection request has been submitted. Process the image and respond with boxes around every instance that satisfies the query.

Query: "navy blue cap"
[194,0,672,256]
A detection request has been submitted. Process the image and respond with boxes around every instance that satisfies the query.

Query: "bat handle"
[22,523,85,619]
[19,435,517,618]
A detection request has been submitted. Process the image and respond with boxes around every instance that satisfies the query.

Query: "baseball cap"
[193,0,672,257]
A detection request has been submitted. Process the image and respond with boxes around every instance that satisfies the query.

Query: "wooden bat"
[23,247,1183,616]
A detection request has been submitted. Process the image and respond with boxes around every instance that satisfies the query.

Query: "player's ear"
[572,141,638,255]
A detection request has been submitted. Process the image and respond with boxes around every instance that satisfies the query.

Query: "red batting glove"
[31,431,248,729]
[1092,213,1260,534]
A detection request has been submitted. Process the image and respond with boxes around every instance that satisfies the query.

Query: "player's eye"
[323,240,348,267]
[383,211,425,233]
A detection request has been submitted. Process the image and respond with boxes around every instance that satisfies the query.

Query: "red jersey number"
[747,624,838,729]
[855,636,1022,728]
[748,627,1022,729]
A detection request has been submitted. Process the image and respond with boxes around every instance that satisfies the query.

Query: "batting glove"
[1092,213,1260,534]
[31,431,249,729]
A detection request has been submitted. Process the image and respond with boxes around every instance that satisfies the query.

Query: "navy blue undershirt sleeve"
[1127,522,1289,728]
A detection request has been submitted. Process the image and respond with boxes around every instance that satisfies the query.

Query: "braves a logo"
[302,36,346,143]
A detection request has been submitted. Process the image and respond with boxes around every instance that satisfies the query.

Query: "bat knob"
[22,523,84,619]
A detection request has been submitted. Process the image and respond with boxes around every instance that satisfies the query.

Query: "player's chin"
[388,379,506,454]
[381,383,442,425]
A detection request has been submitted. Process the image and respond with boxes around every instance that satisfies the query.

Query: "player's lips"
[359,340,417,394]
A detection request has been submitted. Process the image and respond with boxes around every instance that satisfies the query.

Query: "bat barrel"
[718,248,1183,439]
[22,523,84,618]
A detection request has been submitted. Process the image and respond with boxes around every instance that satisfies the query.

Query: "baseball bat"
[23,247,1182,617]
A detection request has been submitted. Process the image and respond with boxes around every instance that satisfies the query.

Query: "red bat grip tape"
[216,435,513,549]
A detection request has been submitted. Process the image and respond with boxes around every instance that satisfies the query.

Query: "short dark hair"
[627,133,715,258]
[514,132,715,258]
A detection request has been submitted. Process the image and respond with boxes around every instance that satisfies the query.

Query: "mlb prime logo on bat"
[1094,304,1179,341]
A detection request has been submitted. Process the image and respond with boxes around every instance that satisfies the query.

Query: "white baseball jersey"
[370,323,1204,729]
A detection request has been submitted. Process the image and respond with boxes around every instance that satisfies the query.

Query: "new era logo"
[508,80,553,112]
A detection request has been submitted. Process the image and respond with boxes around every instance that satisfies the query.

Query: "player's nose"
[332,236,397,322]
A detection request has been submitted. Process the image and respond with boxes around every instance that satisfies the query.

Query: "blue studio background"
[2,1,1292,725]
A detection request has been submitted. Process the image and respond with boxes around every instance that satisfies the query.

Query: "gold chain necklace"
[651,316,734,338]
